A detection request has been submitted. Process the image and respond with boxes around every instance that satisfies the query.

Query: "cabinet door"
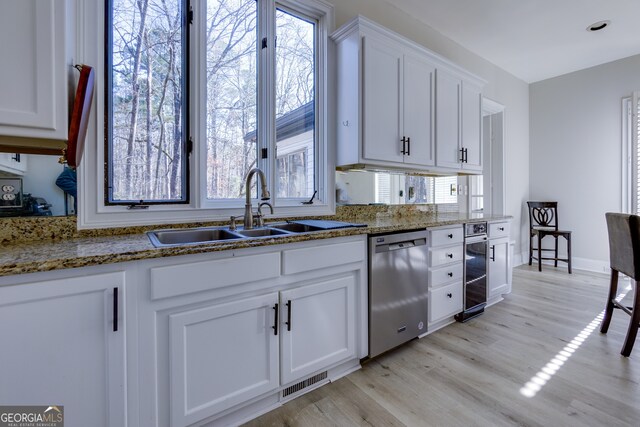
[435,69,462,168]
[403,52,435,167]
[0,153,28,175]
[0,0,67,139]
[0,273,126,427]
[462,82,483,171]
[362,36,404,163]
[489,237,510,298]
[169,292,279,427]
[280,274,356,385]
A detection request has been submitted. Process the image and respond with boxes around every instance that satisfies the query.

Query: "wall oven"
[455,222,488,322]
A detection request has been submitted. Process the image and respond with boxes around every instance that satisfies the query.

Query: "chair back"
[527,201,559,232]
[605,213,640,280]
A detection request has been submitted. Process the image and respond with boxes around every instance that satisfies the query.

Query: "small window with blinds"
[633,92,640,214]
[623,93,640,214]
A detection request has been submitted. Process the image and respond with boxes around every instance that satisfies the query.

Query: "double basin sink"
[147,220,361,248]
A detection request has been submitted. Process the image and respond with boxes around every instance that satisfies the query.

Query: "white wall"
[530,54,640,271]
[326,0,531,259]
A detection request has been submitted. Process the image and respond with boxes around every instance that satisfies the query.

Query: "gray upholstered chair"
[601,212,640,357]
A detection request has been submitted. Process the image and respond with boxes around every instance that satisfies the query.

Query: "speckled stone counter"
[0,208,511,277]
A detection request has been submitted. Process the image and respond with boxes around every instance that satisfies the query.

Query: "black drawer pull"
[448,233,453,238]
[448,272,453,277]
[447,293,452,298]
[272,303,278,335]
[447,253,454,259]
[113,287,118,332]
[498,227,505,231]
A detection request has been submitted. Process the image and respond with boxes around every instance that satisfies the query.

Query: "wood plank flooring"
[243,265,640,427]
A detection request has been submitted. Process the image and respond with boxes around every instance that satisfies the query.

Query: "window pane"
[434,176,458,204]
[206,0,258,200]
[275,8,315,199]
[109,0,187,202]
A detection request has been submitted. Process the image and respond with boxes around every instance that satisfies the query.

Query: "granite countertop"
[0,211,511,277]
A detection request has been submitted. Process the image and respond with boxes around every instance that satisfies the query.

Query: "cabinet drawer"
[489,221,510,238]
[429,226,463,247]
[282,240,365,275]
[428,262,463,288]
[429,282,463,323]
[429,245,464,268]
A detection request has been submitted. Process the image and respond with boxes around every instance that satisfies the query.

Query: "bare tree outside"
[110,0,185,201]
[109,0,317,202]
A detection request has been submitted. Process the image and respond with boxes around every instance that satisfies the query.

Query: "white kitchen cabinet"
[280,274,357,385]
[0,271,126,427]
[488,220,512,303]
[169,293,280,427]
[0,153,28,175]
[361,36,435,166]
[333,18,455,172]
[333,16,483,174]
[435,68,483,172]
[138,236,367,426]
[0,0,69,141]
[427,225,464,330]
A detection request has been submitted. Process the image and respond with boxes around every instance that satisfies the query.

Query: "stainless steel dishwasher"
[369,230,429,357]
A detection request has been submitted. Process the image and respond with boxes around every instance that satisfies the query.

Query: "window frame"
[77,0,334,229]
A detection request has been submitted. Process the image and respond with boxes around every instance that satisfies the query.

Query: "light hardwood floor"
[244,265,640,427]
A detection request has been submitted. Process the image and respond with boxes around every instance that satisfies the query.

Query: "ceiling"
[385,0,640,83]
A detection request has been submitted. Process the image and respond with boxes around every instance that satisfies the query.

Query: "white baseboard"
[516,252,608,274]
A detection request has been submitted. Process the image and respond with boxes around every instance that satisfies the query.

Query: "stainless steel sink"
[147,228,244,247]
[269,222,323,233]
[235,227,292,238]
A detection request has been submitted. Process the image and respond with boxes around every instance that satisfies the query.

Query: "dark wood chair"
[527,201,572,274]
[601,213,640,357]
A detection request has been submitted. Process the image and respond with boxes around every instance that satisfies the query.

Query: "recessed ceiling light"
[587,20,610,32]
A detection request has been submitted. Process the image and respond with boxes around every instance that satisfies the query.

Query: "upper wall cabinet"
[0,0,69,145]
[332,16,485,174]
[435,68,483,172]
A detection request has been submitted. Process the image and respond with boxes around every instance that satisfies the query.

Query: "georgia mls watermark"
[0,406,63,427]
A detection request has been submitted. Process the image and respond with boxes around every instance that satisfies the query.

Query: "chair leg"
[622,280,640,357]
[538,234,542,272]
[567,234,572,274]
[600,269,618,334]
[554,236,559,267]
[529,234,533,266]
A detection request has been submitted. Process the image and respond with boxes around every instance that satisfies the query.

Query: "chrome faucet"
[243,168,271,229]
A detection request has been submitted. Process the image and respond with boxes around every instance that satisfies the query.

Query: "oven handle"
[465,235,488,244]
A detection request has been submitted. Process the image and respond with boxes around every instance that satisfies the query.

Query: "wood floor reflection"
[244,265,640,427]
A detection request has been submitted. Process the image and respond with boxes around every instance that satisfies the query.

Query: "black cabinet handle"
[463,148,468,163]
[447,293,452,298]
[490,245,496,262]
[448,272,453,277]
[272,303,279,335]
[447,253,453,259]
[113,287,118,332]
[286,300,292,331]
[459,147,465,162]
[406,137,411,156]
[448,233,453,238]
[498,227,505,231]
[401,136,406,155]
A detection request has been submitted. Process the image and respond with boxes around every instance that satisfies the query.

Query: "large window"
[104,0,327,214]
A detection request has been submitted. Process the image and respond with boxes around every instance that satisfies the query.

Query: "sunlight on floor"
[519,283,632,398]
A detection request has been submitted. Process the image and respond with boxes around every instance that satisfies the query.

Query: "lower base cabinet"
[0,271,126,427]
[139,236,367,427]
[488,236,511,299]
